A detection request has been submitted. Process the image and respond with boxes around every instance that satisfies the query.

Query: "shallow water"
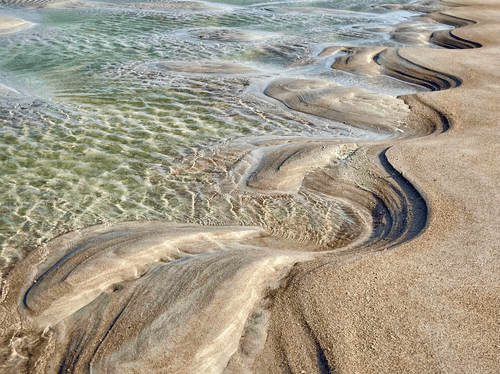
[0,0,446,255]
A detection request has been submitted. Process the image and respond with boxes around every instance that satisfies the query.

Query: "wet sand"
[158,61,259,75]
[0,0,499,373]
[0,15,33,34]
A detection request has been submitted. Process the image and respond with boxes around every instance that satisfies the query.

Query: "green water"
[0,0,413,254]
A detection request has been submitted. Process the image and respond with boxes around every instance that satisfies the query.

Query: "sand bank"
[247,1,499,373]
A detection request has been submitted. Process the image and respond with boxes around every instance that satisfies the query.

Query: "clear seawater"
[0,0,422,255]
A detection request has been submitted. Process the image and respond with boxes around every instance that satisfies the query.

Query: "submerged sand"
[159,61,259,75]
[0,15,34,34]
[0,0,498,373]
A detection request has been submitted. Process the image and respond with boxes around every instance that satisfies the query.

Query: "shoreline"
[253,1,499,372]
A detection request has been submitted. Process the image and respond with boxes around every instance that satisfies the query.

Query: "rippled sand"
[0,0,499,373]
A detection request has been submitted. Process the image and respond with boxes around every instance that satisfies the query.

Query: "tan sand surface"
[264,78,411,133]
[0,0,498,373]
[240,1,499,373]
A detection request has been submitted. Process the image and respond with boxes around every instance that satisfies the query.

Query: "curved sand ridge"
[264,78,411,133]
[320,45,462,90]
[0,0,498,373]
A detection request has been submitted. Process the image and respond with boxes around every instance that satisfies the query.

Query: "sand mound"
[1,221,307,372]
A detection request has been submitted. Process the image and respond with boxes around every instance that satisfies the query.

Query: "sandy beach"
[252,2,499,372]
[0,0,498,372]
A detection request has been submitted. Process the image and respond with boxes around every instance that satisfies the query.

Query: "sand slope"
[241,1,499,373]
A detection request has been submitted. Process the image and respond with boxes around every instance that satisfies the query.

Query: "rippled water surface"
[0,0,426,253]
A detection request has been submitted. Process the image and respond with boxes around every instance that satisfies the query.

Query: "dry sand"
[243,1,499,373]
[0,0,498,373]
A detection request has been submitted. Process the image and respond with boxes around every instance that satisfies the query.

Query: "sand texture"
[245,2,499,373]
[0,0,498,373]
[264,78,411,133]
